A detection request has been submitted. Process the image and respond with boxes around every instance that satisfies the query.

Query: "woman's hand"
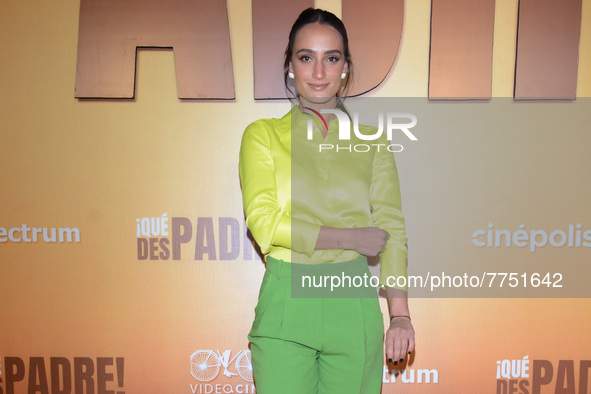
[351,227,389,256]
[385,316,415,366]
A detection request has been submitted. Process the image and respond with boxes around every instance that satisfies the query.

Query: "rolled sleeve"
[274,215,321,257]
[369,135,408,291]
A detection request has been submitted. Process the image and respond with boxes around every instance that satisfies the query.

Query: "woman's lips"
[308,83,329,91]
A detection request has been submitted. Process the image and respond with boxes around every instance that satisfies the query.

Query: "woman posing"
[239,8,414,393]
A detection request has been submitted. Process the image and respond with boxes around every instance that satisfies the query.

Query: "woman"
[239,8,414,393]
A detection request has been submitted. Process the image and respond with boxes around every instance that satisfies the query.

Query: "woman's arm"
[369,141,408,291]
[239,120,321,257]
[317,225,414,365]
[368,135,415,365]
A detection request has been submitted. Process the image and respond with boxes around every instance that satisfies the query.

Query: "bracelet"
[390,315,411,323]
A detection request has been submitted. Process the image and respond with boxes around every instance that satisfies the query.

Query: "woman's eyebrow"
[296,48,343,55]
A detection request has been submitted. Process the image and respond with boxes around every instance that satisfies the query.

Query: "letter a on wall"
[75,0,234,99]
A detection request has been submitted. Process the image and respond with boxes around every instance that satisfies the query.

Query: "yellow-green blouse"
[239,105,408,290]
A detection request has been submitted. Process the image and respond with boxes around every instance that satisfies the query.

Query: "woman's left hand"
[385,317,415,365]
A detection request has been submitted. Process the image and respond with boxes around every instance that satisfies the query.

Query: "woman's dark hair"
[284,8,354,103]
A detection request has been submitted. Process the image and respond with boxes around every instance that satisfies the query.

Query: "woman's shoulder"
[243,117,276,132]
[242,110,291,138]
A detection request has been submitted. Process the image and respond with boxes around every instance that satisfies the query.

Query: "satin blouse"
[239,105,408,290]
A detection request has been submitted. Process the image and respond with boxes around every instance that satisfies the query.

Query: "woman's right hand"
[351,227,389,256]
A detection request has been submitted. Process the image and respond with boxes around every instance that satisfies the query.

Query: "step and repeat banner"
[1,0,590,393]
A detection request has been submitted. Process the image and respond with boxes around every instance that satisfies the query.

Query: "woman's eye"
[327,56,340,62]
[299,55,311,62]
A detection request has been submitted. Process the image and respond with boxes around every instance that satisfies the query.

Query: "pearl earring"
[288,72,295,79]
[341,72,347,79]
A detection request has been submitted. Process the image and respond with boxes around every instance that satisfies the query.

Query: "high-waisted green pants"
[248,255,384,394]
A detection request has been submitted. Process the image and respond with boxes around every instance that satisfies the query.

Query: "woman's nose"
[313,61,325,79]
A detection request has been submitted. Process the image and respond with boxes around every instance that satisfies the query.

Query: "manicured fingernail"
[393,361,398,365]
[388,358,392,363]
[399,358,404,362]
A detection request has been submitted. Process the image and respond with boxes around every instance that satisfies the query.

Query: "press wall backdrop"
[1,0,591,393]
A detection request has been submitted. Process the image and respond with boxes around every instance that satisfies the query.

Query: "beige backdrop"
[1,0,590,393]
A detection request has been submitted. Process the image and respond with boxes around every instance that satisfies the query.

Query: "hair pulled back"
[284,8,353,102]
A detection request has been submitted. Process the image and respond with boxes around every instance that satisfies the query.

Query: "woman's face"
[289,22,348,106]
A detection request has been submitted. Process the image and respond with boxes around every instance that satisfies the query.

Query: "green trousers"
[248,255,384,394]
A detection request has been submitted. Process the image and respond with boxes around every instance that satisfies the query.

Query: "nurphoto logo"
[303,107,418,152]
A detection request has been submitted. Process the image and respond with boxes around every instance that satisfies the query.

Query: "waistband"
[265,254,369,278]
